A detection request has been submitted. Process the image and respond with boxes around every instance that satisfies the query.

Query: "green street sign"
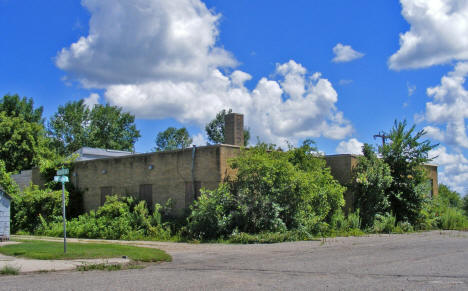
[57,168,69,176]
[54,175,69,183]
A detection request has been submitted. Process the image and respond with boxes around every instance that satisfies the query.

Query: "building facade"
[12,113,438,215]
[325,154,439,213]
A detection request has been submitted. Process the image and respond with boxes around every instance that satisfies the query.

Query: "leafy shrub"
[372,213,396,233]
[347,210,361,230]
[438,184,462,208]
[330,211,348,232]
[186,185,238,240]
[395,221,414,233]
[438,207,468,230]
[463,195,468,216]
[36,195,173,240]
[352,144,393,228]
[380,120,437,225]
[187,142,345,240]
[12,185,66,233]
[416,195,468,231]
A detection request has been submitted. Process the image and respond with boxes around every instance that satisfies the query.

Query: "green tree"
[187,142,345,239]
[48,100,90,155]
[88,104,141,151]
[48,101,141,155]
[0,112,54,172]
[0,160,19,197]
[380,120,437,224]
[463,195,468,216]
[0,94,44,124]
[205,109,250,146]
[352,144,393,228]
[438,184,462,208]
[155,127,193,151]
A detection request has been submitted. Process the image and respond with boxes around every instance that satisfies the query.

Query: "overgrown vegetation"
[2,93,467,244]
[186,141,346,240]
[36,196,174,241]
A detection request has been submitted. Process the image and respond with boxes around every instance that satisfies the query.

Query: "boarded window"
[139,184,153,208]
[100,186,112,206]
[185,181,201,207]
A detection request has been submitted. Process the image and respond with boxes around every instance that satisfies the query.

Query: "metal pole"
[62,181,67,253]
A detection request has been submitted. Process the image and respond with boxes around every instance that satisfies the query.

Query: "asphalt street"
[1,231,468,290]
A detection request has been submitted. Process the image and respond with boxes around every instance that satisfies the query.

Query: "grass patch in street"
[0,240,171,262]
[0,265,20,275]
[77,262,146,272]
[77,263,122,271]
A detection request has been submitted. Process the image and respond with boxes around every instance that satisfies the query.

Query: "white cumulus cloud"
[56,0,236,87]
[336,138,364,155]
[429,146,468,194]
[389,0,468,70]
[192,133,208,146]
[83,93,100,108]
[56,0,353,147]
[332,43,364,63]
[423,62,468,148]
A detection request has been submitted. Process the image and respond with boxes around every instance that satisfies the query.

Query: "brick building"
[13,113,438,214]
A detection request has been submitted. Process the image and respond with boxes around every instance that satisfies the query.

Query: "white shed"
[0,188,11,241]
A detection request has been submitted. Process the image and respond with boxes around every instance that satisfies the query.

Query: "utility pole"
[373,131,388,147]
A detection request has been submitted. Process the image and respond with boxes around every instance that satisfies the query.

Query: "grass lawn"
[0,240,171,262]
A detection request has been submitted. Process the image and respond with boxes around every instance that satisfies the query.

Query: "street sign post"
[55,168,69,253]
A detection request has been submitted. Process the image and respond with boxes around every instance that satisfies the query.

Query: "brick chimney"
[224,113,244,146]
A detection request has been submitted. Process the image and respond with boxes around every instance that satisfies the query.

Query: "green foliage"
[11,185,66,234]
[418,196,468,230]
[438,184,462,208]
[48,101,140,155]
[0,94,43,124]
[187,142,345,240]
[186,185,237,240]
[0,112,55,172]
[395,221,414,233]
[36,154,84,218]
[47,100,91,156]
[155,127,192,151]
[205,108,250,146]
[463,195,468,216]
[352,144,393,228]
[87,104,140,151]
[372,213,396,233]
[37,195,172,240]
[0,160,19,196]
[330,210,361,233]
[438,207,468,230]
[380,120,437,224]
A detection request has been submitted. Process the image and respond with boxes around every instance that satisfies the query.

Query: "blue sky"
[1,0,468,194]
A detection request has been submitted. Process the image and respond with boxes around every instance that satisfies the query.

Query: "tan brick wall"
[225,113,244,146]
[324,155,358,214]
[219,145,241,181]
[73,145,223,214]
[72,146,439,216]
[424,164,439,197]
